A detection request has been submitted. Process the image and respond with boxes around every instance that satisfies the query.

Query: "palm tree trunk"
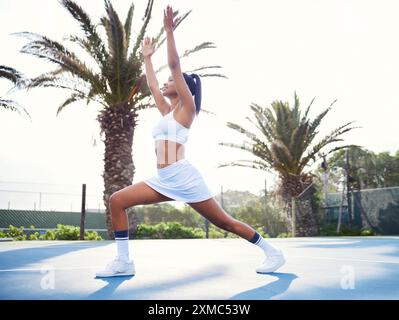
[97,103,138,239]
[281,174,318,237]
[295,194,318,236]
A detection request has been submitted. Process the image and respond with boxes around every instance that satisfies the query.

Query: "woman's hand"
[141,36,156,58]
[163,5,180,33]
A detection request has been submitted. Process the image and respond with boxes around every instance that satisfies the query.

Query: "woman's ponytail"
[183,72,202,115]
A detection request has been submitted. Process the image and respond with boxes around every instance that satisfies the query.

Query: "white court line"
[0,245,110,251]
[1,255,399,273]
[0,266,101,272]
[290,255,399,265]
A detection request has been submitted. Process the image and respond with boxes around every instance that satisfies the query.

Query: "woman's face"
[160,76,176,97]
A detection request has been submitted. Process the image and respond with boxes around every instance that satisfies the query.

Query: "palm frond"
[154,42,217,73]
[0,99,32,121]
[198,108,217,116]
[0,65,28,88]
[307,98,337,140]
[219,139,274,164]
[124,2,135,51]
[224,122,273,161]
[56,92,86,115]
[301,96,316,122]
[303,102,335,151]
[130,0,154,59]
[248,103,275,143]
[27,68,65,89]
[186,65,223,73]
[299,121,360,171]
[196,73,228,79]
[101,0,128,101]
[217,159,271,171]
[289,122,309,165]
[60,0,108,69]
[13,32,106,94]
[271,139,294,173]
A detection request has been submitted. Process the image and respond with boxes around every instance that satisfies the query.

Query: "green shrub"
[29,232,40,241]
[50,225,102,240]
[226,232,239,238]
[40,230,56,240]
[159,222,203,239]
[360,228,375,236]
[84,230,102,241]
[136,224,158,239]
[192,227,205,238]
[54,224,80,240]
[340,227,362,236]
[319,224,339,236]
[319,224,376,237]
[136,222,204,239]
[7,225,26,241]
[277,232,292,238]
[208,225,225,239]
[2,224,102,241]
[256,226,270,238]
[208,229,224,238]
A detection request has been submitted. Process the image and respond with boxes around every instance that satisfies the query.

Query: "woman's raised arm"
[164,5,196,115]
[142,36,171,115]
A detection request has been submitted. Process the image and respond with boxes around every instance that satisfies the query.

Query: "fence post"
[291,197,296,237]
[205,219,209,239]
[221,185,228,238]
[80,184,86,240]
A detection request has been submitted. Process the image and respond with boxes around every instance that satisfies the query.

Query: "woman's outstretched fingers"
[164,5,175,32]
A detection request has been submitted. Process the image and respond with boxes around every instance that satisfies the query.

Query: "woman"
[96,5,285,278]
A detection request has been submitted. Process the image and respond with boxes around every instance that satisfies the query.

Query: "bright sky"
[1,0,398,211]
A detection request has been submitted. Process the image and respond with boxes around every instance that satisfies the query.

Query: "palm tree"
[7,0,224,238]
[218,92,359,236]
[0,65,31,120]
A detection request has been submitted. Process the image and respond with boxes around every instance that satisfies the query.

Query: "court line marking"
[0,266,101,272]
[289,255,399,265]
[1,254,399,273]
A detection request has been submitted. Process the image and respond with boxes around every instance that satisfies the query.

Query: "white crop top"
[152,109,190,144]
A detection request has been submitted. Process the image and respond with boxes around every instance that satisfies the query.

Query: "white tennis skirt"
[143,158,215,203]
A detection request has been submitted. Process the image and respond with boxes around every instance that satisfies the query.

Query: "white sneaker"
[95,257,135,278]
[256,250,286,274]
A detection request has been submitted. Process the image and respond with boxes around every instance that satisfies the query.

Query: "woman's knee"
[109,192,126,210]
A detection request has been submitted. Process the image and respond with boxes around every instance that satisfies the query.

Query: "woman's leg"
[187,197,255,240]
[108,182,173,262]
[109,181,174,231]
[187,197,281,256]
[96,181,175,277]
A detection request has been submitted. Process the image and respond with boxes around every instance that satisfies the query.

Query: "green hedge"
[1,222,376,241]
[319,224,376,236]
[136,222,204,239]
[1,224,102,241]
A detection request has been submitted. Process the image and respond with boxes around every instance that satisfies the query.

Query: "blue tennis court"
[0,237,398,300]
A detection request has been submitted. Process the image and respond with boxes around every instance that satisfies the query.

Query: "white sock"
[114,230,130,262]
[256,237,280,256]
[249,231,280,256]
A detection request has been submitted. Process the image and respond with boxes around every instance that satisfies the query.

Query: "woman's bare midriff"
[155,139,185,169]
